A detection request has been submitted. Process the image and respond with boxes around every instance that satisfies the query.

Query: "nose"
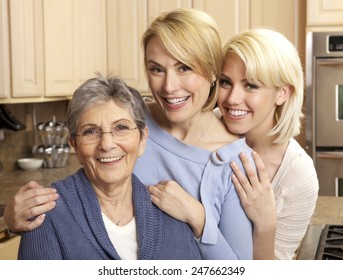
[163,71,179,93]
[226,86,243,105]
[98,132,117,150]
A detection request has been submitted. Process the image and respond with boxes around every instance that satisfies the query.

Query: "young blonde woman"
[217,28,319,259]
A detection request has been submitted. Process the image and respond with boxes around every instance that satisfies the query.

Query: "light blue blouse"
[134,109,253,259]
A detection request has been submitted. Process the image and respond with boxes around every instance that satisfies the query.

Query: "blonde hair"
[223,28,304,143]
[142,8,222,111]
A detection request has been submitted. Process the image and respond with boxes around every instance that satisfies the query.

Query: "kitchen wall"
[0,101,68,171]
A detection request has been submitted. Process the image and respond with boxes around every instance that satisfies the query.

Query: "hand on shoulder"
[4,181,59,232]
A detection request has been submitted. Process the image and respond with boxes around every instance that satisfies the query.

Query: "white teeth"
[229,109,249,116]
[98,157,122,163]
[165,96,188,104]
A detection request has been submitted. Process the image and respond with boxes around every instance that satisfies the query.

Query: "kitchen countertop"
[0,155,80,233]
[296,196,343,259]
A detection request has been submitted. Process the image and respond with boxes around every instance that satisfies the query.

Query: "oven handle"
[317,151,343,159]
[317,58,343,66]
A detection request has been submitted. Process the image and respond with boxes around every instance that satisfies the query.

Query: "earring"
[211,80,217,88]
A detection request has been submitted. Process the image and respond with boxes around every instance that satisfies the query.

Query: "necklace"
[102,206,134,226]
[99,196,134,227]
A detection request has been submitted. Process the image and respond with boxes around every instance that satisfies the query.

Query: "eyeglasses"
[76,125,138,144]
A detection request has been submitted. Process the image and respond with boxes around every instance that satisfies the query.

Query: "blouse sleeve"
[273,152,319,260]
[196,151,254,260]
[197,184,253,259]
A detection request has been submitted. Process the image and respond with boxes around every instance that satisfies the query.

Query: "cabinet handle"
[317,152,343,159]
[317,59,343,66]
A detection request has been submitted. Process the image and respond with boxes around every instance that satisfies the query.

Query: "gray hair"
[67,73,146,141]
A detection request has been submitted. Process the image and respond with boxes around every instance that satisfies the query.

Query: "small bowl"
[17,158,43,171]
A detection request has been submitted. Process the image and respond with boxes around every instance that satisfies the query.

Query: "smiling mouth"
[228,109,250,117]
[164,96,189,105]
[98,156,123,163]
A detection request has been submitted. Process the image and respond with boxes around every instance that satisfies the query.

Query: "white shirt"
[102,212,138,260]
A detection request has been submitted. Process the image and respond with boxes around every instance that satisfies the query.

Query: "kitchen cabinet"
[107,0,149,92]
[0,0,10,99]
[43,0,107,97]
[2,0,305,101]
[9,0,44,98]
[307,0,343,27]
[193,0,249,44]
[0,236,20,260]
[4,0,107,101]
[249,0,306,50]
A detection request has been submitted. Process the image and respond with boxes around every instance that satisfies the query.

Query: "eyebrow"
[147,59,184,68]
[221,73,245,81]
[78,119,134,130]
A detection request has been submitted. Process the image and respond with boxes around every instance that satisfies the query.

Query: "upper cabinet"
[43,0,107,97]
[1,0,304,102]
[9,0,44,98]
[0,0,10,99]
[1,0,107,102]
[307,0,343,27]
[106,0,149,93]
[249,0,306,50]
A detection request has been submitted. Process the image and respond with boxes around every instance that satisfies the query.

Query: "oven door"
[316,58,343,147]
[316,152,343,196]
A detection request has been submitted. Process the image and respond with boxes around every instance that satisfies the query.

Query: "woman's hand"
[4,181,59,232]
[148,180,205,238]
[230,151,276,259]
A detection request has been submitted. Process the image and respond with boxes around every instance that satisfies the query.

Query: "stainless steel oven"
[306,31,343,196]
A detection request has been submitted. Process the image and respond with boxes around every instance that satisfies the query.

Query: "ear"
[138,127,149,157]
[69,137,83,165]
[276,85,292,106]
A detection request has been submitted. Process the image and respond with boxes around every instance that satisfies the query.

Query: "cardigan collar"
[55,169,163,259]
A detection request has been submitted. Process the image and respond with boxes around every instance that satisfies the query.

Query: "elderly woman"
[17,74,201,260]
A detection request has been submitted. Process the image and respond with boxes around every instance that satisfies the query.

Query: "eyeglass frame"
[75,125,138,144]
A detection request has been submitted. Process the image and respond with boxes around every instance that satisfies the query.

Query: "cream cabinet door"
[107,0,192,94]
[0,236,20,260]
[307,0,343,26]
[249,0,306,51]
[9,0,44,98]
[148,0,192,17]
[44,0,107,97]
[0,0,10,99]
[107,0,148,92]
[193,0,249,45]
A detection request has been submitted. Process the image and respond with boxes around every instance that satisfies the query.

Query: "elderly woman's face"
[73,100,147,189]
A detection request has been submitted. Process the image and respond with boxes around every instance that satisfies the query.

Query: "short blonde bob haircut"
[223,28,304,144]
[142,8,222,111]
